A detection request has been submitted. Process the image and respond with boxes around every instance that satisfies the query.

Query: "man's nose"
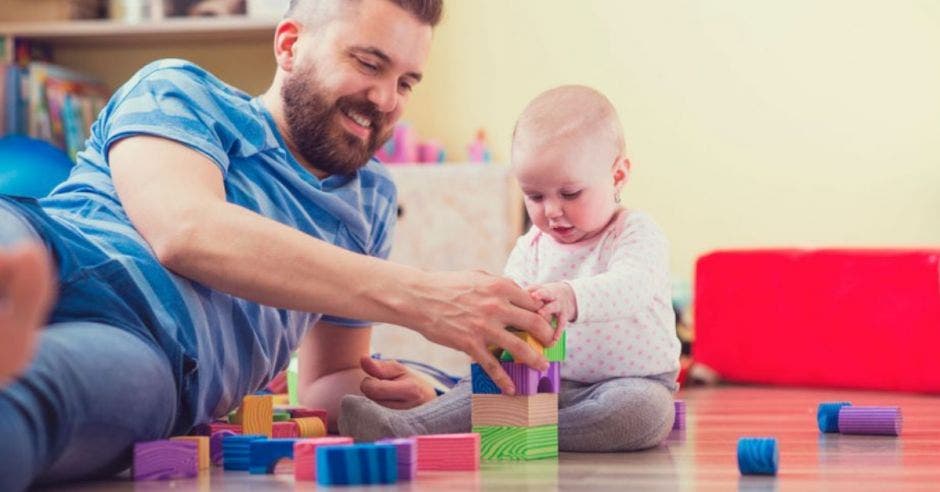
[367,79,399,114]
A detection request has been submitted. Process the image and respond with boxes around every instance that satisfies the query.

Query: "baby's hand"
[526,282,577,343]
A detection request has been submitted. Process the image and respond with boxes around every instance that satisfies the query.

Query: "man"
[0,0,553,488]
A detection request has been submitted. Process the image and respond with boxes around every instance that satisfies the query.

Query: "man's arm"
[110,136,554,394]
[295,321,371,432]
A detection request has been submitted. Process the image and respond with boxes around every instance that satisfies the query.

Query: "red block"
[694,249,940,392]
[416,433,480,471]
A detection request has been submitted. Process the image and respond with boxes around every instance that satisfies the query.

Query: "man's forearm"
[158,200,425,327]
[297,367,366,432]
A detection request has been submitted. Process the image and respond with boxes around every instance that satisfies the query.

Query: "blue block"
[316,443,398,485]
[222,435,266,471]
[817,402,852,433]
[471,363,500,394]
[737,437,778,475]
[249,439,298,474]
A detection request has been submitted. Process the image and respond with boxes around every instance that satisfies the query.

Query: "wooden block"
[170,436,210,470]
[416,433,480,471]
[376,437,417,481]
[316,443,398,485]
[209,422,241,435]
[210,430,236,466]
[249,439,297,474]
[292,416,326,438]
[501,331,567,362]
[222,435,267,471]
[242,395,273,437]
[471,363,500,394]
[293,437,353,481]
[471,393,558,427]
[287,408,328,423]
[272,421,300,438]
[133,440,198,481]
[474,424,558,461]
[502,361,561,395]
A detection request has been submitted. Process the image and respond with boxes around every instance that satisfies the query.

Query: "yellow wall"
[404,0,940,281]
[6,1,940,282]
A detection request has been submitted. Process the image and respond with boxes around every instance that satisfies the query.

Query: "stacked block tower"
[471,327,566,460]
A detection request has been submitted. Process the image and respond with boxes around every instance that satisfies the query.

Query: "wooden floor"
[38,385,940,491]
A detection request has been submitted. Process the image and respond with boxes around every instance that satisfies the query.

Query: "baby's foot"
[0,243,55,386]
[338,394,420,442]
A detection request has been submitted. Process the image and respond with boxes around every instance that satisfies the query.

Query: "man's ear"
[273,19,303,72]
[613,155,631,190]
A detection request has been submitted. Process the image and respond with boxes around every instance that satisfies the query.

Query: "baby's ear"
[613,156,631,187]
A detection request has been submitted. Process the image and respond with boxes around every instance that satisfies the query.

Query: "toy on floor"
[376,437,418,480]
[416,433,481,470]
[672,400,686,430]
[472,322,564,460]
[817,402,902,436]
[294,437,354,481]
[133,440,198,481]
[170,436,209,470]
[249,439,298,474]
[737,437,778,476]
[316,443,398,485]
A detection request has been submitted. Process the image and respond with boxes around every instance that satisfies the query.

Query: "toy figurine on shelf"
[466,129,491,163]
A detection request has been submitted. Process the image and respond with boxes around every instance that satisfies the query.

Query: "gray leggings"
[345,373,678,452]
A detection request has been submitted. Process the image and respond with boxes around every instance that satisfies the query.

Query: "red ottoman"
[694,249,940,392]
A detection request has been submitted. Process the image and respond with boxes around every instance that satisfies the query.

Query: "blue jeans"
[0,202,179,491]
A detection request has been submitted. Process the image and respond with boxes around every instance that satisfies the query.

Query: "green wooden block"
[272,411,291,422]
[474,424,558,460]
[500,331,566,362]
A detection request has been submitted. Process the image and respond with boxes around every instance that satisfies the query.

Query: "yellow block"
[242,395,274,437]
[170,435,210,470]
[292,416,327,438]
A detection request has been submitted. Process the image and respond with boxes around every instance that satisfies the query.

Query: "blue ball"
[0,136,73,198]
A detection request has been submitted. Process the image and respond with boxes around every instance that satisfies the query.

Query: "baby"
[340,85,680,451]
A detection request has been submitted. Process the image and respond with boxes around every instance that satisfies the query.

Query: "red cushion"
[694,249,940,392]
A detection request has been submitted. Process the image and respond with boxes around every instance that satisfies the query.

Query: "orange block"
[170,435,210,470]
[241,395,273,437]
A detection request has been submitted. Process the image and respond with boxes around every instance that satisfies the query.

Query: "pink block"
[417,433,480,471]
[293,437,354,481]
[210,422,242,435]
[272,421,300,438]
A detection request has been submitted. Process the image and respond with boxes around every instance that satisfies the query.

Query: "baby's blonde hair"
[511,85,625,163]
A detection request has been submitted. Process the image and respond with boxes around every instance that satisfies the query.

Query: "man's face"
[282,0,432,176]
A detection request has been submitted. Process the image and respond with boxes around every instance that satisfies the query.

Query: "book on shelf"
[1,61,108,162]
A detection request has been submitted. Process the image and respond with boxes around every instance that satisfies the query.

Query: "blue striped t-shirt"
[31,59,397,428]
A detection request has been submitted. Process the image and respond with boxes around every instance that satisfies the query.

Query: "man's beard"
[281,66,393,176]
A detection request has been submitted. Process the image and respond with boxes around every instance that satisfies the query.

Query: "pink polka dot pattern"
[504,209,681,383]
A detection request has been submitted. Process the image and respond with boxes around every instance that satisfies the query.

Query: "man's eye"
[359,60,379,72]
[399,80,413,93]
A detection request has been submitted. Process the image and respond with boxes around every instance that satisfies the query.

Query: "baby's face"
[513,138,622,244]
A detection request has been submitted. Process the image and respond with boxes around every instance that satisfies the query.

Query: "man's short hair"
[287,0,443,27]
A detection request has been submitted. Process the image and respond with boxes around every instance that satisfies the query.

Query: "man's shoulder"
[115,58,251,107]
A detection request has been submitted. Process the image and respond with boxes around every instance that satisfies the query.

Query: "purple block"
[210,430,236,466]
[673,400,686,430]
[134,440,198,481]
[838,406,902,436]
[376,437,417,481]
[501,361,560,395]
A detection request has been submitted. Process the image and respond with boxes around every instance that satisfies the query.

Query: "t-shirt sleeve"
[567,213,671,324]
[102,62,231,174]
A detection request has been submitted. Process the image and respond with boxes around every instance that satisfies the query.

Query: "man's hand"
[358,356,436,409]
[0,243,55,387]
[527,282,577,342]
[408,270,554,395]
